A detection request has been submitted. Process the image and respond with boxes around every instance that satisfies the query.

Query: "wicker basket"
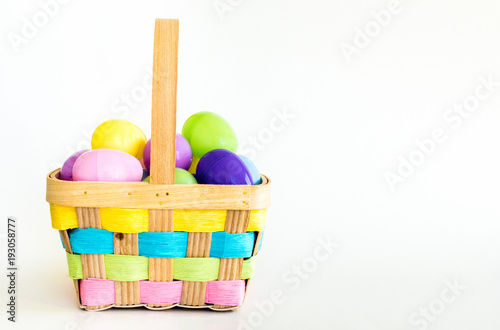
[45,19,271,311]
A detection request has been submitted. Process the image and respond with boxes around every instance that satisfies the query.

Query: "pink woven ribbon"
[80,278,115,306]
[139,280,183,305]
[205,280,246,306]
[80,279,246,307]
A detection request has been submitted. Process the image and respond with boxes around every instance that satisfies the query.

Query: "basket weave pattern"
[47,170,270,311]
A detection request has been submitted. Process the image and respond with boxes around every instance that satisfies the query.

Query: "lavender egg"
[60,150,89,181]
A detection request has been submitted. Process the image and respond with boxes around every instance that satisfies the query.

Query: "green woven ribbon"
[66,252,257,281]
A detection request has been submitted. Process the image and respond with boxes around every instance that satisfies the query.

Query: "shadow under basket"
[45,19,271,311]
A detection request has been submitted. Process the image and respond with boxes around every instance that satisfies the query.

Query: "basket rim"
[46,169,271,210]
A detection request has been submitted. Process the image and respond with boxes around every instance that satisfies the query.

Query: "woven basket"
[45,19,271,311]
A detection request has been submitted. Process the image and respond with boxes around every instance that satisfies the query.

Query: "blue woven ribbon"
[67,228,262,258]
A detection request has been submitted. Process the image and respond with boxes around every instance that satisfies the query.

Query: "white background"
[2,0,500,329]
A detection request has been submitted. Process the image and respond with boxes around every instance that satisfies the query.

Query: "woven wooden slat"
[180,232,212,306]
[213,210,250,309]
[148,209,174,308]
[76,207,111,310]
[252,231,264,257]
[114,233,140,306]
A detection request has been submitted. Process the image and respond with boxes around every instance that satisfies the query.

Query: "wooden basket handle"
[150,19,178,185]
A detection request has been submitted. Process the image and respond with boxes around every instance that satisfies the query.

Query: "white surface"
[1,0,500,329]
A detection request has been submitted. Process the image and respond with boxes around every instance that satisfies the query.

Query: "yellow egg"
[91,119,147,160]
[188,156,200,175]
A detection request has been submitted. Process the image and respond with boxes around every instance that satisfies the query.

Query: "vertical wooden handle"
[148,18,179,309]
[150,18,178,184]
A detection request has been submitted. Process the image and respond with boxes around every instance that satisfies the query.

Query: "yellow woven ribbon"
[51,205,266,233]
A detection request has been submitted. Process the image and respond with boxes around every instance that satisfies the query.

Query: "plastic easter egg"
[142,168,197,184]
[181,112,238,159]
[72,149,143,182]
[143,140,151,170]
[188,157,200,175]
[238,155,262,185]
[175,135,193,170]
[91,119,147,160]
[143,134,193,172]
[174,168,197,184]
[60,150,89,181]
[196,149,252,185]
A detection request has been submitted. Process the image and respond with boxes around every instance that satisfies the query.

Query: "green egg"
[174,168,197,184]
[181,111,238,159]
[142,168,197,184]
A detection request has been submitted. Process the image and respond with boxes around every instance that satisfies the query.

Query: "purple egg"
[60,150,89,181]
[143,134,193,171]
[143,139,151,170]
[196,149,252,185]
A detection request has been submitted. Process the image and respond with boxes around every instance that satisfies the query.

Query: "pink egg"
[72,149,143,182]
